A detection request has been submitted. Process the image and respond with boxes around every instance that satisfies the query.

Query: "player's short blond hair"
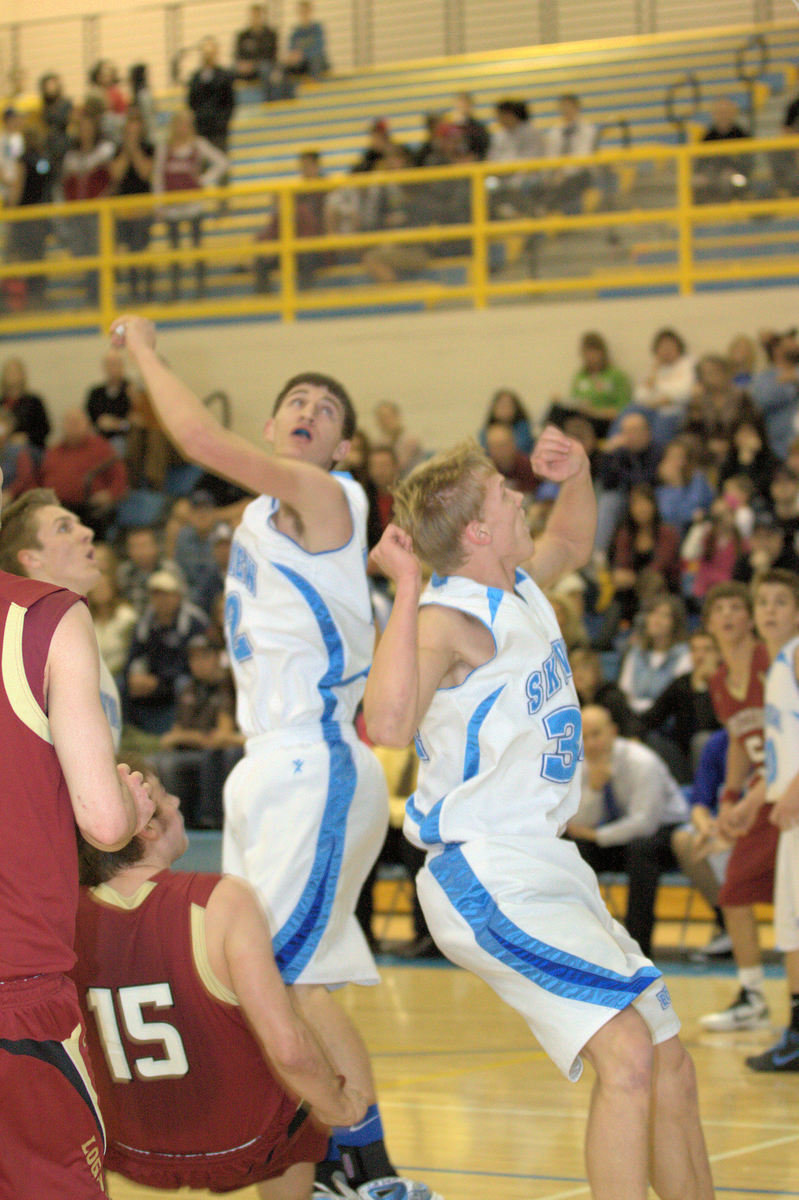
[392,440,494,576]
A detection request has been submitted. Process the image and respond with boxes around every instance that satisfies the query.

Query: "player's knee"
[655,1035,698,1104]
[585,1008,654,1096]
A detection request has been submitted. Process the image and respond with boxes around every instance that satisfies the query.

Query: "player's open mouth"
[292,428,312,441]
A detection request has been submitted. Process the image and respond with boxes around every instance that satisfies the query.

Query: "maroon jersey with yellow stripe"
[0,571,82,980]
[709,641,769,773]
[72,870,327,1192]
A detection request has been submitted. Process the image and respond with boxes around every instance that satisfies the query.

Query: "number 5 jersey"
[406,570,584,851]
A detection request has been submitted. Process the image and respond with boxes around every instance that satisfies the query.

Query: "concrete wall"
[3,285,786,452]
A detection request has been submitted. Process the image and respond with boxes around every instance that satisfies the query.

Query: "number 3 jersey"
[406,570,583,851]
[72,870,327,1191]
[225,473,373,738]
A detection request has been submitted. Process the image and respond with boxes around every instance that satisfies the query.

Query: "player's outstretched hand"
[531,424,588,484]
[118,762,155,835]
[369,523,421,587]
[109,314,157,356]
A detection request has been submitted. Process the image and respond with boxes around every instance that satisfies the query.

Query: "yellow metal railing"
[2,132,799,333]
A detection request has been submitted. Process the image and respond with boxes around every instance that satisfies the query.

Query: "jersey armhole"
[419,601,498,692]
[191,902,239,1006]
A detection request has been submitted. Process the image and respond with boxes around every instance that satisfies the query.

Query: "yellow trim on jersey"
[64,1022,106,1150]
[91,881,157,909]
[191,903,239,1007]
[2,601,51,743]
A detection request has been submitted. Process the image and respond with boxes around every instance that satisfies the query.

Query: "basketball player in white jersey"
[0,489,123,748]
[364,434,714,1200]
[110,315,439,1200]
[747,568,799,1072]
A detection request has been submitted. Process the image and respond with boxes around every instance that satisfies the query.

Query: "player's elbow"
[269,1025,320,1079]
[76,805,134,852]
[364,708,414,749]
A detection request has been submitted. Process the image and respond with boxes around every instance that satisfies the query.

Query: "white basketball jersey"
[764,633,799,801]
[406,569,583,849]
[224,473,374,738]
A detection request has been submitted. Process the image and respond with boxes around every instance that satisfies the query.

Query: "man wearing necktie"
[544,94,597,213]
[567,704,689,957]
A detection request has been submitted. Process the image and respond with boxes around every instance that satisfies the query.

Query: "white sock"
[738,966,765,994]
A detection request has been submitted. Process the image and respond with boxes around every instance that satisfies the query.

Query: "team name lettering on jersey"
[525,638,572,716]
[228,541,258,596]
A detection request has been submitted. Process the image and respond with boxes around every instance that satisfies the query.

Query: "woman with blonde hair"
[153,107,227,300]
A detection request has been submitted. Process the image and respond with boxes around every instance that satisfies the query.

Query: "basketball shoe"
[699,987,770,1031]
[313,1172,443,1199]
[746,1027,799,1072]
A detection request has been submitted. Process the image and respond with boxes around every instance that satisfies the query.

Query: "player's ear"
[262,416,275,444]
[16,545,39,574]
[331,437,351,466]
[463,520,489,548]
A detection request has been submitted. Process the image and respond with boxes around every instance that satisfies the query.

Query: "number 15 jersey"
[406,570,583,851]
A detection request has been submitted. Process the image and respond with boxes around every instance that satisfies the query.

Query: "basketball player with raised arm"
[363,435,714,1200]
[0,465,154,1198]
[110,315,437,1200]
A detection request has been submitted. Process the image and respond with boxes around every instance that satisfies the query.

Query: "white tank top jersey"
[406,569,583,849]
[764,633,799,802]
[224,473,374,738]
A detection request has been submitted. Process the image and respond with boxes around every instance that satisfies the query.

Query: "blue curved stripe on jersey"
[463,685,505,781]
[430,846,661,1007]
[269,563,357,981]
[430,573,448,588]
[487,587,504,625]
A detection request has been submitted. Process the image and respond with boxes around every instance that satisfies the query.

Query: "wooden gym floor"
[107,958,798,1200]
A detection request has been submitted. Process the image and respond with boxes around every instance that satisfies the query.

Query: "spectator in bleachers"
[117,526,182,615]
[683,353,755,442]
[770,463,799,541]
[594,410,661,555]
[488,99,543,216]
[542,93,597,213]
[570,646,642,738]
[639,626,722,785]
[693,97,752,204]
[771,89,799,194]
[603,484,681,641]
[727,332,758,388]
[285,0,330,80]
[749,328,799,460]
[110,106,154,304]
[188,36,235,164]
[670,727,732,960]
[154,108,228,301]
[88,567,137,678]
[682,496,744,608]
[478,388,534,455]
[484,421,537,496]
[655,437,714,533]
[4,121,52,310]
[38,72,72,188]
[128,63,156,141]
[40,407,128,538]
[153,633,242,828]
[452,91,490,160]
[233,3,278,86]
[85,348,132,450]
[254,148,332,291]
[125,568,210,735]
[0,106,23,201]
[719,474,756,539]
[88,59,128,138]
[373,400,425,476]
[0,408,36,503]
[361,143,437,282]
[414,111,447,168]
[352,118,393,173]
[618,593,691,715]
[61,106,115,303]
[549,331,631,438]
[0,356,50,453]
[173,488,224,613]
[632,327,696,449]
[366,444,397,543]
[567,703,689,959]
[719,412,781,505]
[732,509,799,584]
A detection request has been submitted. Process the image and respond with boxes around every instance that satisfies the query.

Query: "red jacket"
[41,433,128,507]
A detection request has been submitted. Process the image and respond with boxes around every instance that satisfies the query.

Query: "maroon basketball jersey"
[709,640,769,771]
[0,571,82,980]
[72,870,325,1191]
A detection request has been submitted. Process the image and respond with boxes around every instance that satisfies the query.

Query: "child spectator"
[618,593,692,715]
[655,437,714,533]
[478,388,534,454]
[639,626,722,784]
